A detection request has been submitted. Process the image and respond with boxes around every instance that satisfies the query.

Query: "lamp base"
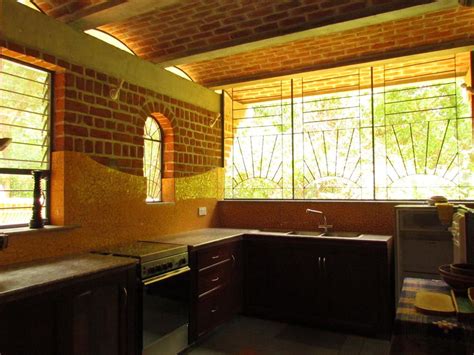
[29,218,44,229]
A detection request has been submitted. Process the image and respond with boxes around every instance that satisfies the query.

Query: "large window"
[143,117,163,202]
[225,53,473,200]
[0,58,51,227]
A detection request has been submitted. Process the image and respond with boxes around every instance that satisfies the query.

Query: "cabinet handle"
[212,255,220,260]
[317,256,321,270]
[211,308,218,313]
[231,254,236,267]
[322,257,326,274]
[121,287,128,309]
[211,277,220,282]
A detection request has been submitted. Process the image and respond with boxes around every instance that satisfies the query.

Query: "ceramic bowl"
[427,195,448,205]
[468,287,474,306]
[439,264,474,292]
[450,263,474,278]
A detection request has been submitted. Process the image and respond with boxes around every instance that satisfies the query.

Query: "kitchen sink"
[320,231,361,238]
[257,228,294,234]
[289,231,362,238]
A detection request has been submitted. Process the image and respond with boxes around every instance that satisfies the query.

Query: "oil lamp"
[29,170,45,229]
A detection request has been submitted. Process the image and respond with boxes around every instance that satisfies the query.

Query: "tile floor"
[184,316,390,355]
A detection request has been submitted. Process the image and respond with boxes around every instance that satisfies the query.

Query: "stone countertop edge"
[145,228,258,248]
[1,224,81,236]
[0,253,136,304]
[146,228,392,248]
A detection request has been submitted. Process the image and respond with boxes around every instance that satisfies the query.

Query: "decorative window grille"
[225,53,473,200]
[0,58,51,227]
[224,81,293,199]
[143,117,162,202]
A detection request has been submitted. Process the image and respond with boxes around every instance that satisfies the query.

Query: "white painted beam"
[0,0,220,112]
[68,0,181,30]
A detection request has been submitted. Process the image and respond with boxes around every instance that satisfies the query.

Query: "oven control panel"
[141,252,188,279]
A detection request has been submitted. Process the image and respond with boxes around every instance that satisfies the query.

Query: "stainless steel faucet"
[306,209,333,233]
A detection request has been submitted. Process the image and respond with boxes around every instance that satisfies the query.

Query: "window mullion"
[371,66,376,200]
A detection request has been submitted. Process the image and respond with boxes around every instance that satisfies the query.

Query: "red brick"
[105,142,113,154]
[74,138,84,152]
[65,124,88,137]
[90,129,112,140]
[114,143,121,156]
[90,106,112,118]
[95,141,103,154]
[65,99,88,113]
[84,140,93,153]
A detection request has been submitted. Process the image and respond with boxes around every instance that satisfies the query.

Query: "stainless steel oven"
[96,241,190,354]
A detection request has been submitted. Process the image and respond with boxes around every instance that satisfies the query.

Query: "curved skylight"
[84,29,193,81]
[164,66,193,81]
[17,0,40,11]
[84,29,135,55]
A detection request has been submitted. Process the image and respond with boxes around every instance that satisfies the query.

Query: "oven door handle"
[142,266,191,286]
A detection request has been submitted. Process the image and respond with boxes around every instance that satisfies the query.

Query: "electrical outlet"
[198,207,207,216]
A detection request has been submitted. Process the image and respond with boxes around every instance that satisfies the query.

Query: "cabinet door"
[61,268,136,355]
[244,239,296,316]
[286,244,326,319]
[244,238,322,320]
[325,246,380,331]
[226,240,243,315]
[0,267,136,355]
[0,296,61,355]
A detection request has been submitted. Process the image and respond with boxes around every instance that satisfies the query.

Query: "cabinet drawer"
[197,244,233,270]
[196,288,226,336]
[198,261,230,295]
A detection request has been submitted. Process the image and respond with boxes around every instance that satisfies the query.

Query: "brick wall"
[0,39,222,178]
[98,0,431,64]
[180,6,474,87]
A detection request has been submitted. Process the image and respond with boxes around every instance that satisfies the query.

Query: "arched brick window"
[143,117,162,202]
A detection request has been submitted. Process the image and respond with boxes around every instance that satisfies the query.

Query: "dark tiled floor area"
[185,316,390,355]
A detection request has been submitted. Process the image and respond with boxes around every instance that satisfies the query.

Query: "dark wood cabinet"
[0,265,136,355]
[243,236,393,337]
[189,238,242,341]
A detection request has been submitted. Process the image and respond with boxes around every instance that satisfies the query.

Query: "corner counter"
[0,253,136,304]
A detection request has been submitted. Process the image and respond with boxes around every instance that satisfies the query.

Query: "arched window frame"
[143,117,163,202]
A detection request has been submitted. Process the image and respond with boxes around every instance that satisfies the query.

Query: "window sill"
[219,199,474,204]
[146,201,175,206]
[0,224,81,236]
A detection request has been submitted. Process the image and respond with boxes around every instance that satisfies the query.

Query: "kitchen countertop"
[145,228,392,248]
[0,228,391,303]
[145,228,258,247]
[0,253,136,304]
[249,230,392,242]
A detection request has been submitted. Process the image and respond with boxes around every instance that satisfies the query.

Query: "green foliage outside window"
[225,56,473,200]
[0,58,51,227]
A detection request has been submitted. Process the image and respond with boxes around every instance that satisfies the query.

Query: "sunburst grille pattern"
[224,53,473,200]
